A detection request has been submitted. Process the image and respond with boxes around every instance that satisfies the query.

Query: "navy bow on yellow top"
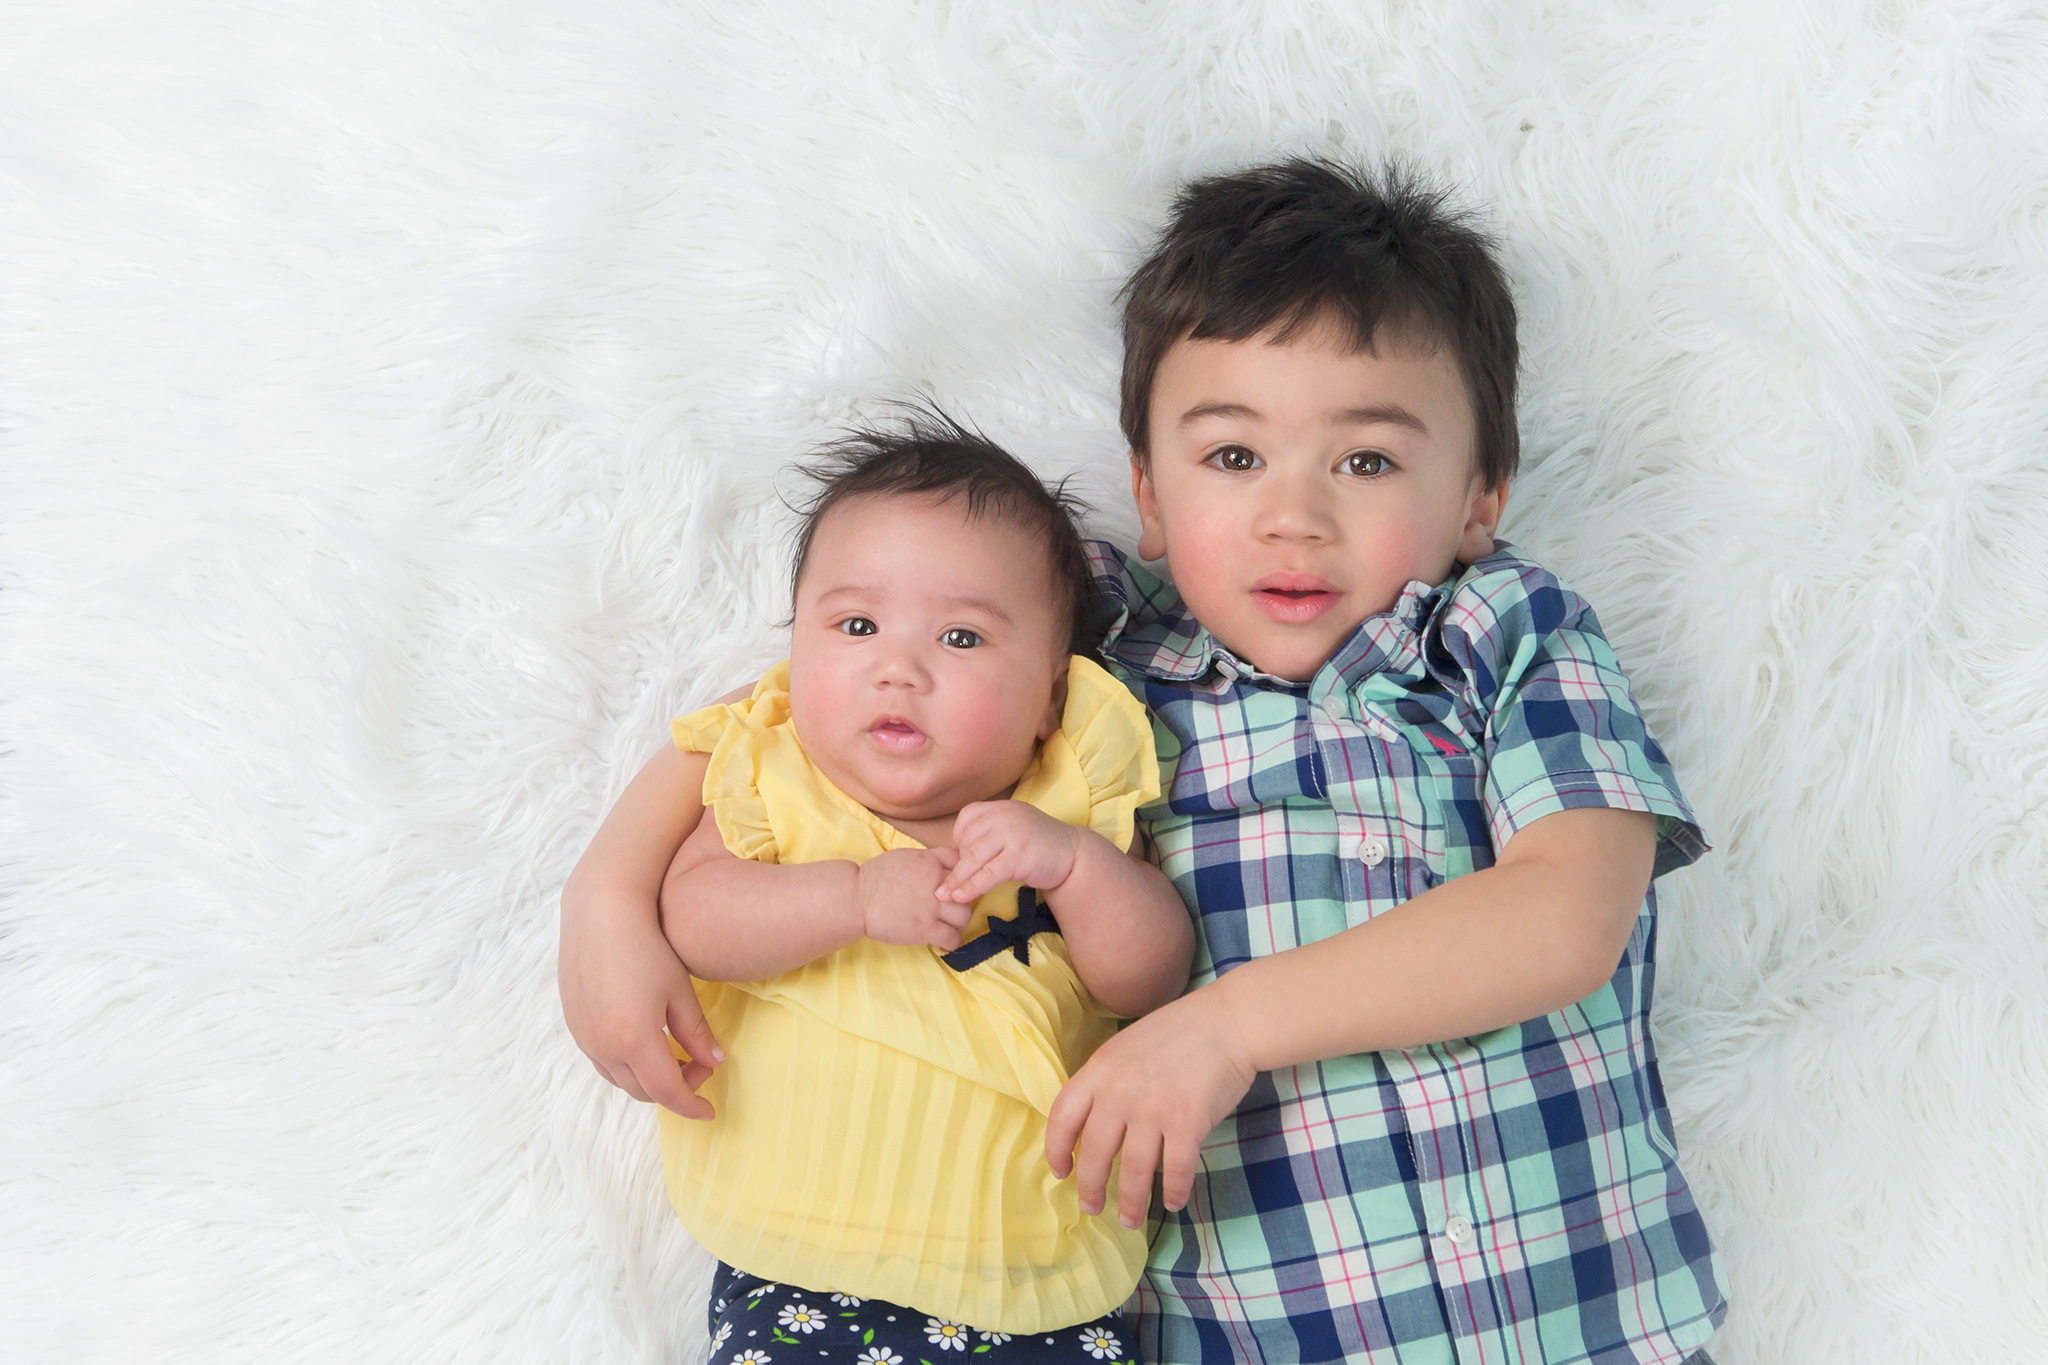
[942,886,1062,971]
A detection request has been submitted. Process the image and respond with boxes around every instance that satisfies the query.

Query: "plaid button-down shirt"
[1089,540,1727,1365]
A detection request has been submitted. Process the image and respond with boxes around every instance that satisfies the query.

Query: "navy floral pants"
[706,1262,1141,1365]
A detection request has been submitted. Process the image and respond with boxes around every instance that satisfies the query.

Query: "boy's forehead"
[1157,320,1471,420]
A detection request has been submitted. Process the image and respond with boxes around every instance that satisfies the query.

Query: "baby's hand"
[857,848,972,950]
[936,800,1082,905]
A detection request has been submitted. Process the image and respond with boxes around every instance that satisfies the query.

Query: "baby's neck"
[882,809,959,849]
[871,780,1019,850]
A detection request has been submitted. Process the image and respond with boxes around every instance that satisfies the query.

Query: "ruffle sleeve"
[1030,655,1160,853]
[669,663,796,866]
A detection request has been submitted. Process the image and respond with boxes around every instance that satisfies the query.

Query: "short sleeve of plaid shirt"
[1087,540,1727,1365]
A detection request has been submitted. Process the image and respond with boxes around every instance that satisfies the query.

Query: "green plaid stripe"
[1089,541,1727,1365]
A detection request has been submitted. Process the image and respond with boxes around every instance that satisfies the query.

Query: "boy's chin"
[1216,624,1351,684]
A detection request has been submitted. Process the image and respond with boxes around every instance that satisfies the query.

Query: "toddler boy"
[1039,159,1727,1364]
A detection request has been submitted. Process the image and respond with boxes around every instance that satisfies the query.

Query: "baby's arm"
[559,742,726,1117]
[937,802,1194,1019]
[662,822,974,980]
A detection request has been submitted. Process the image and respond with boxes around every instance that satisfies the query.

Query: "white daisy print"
[777,1303,826,1334]
[745,1283,777,1299]
[732,1352,773,1365]
[854,1349,902,1365]
[977,1331,1012,1345]
[1079,1326,1124,1360]
[923,1318,972,1351]
[711,1322,732,1350]
[830,1292,864,1308]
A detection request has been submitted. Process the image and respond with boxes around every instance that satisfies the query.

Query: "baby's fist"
[936,800,1080,905]
[856,848,971,950]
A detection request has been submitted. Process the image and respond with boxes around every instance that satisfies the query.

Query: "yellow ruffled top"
[658,655,1160,1334]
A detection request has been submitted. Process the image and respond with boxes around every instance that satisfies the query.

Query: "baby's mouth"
[868,718,926,751]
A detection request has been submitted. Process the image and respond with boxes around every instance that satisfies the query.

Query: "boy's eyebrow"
[1336,403,1430,434]
[1178,401,1430,433]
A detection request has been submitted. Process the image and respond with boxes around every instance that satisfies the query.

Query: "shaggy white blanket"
[6,2,2046,1362]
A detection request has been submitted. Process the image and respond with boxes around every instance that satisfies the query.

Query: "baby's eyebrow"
[943,594,1014,625]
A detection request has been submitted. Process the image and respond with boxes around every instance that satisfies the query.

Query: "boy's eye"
[1346,451,1391,477]
[941,628,982,649]
[1210,444,1260,472]
[838,617,878,637]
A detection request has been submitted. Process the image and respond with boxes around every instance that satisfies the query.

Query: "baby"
[645,415,1192,1363]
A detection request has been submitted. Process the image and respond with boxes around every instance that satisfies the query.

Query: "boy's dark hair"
[787,406,1094,652]
[1119,157,1519,489]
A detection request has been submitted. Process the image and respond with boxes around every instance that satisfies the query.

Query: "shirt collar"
[1089,540,1459,693]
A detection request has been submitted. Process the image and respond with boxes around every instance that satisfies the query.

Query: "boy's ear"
[1038,656,1071,742]
[1130,454,1167,561]
[1457,477,1509,563]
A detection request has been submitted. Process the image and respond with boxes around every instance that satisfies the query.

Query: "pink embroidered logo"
[1424,732,1464,757]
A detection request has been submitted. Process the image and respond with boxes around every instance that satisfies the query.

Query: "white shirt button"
[1360,840,1387,867]
[1321,696,1346,722]
[1445,1215,1475,1245]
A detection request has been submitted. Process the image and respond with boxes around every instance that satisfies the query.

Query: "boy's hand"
[1044,986,1257,1229]
[857,847,972,950]
[936,800,1082,904]
[559,903,724,1119]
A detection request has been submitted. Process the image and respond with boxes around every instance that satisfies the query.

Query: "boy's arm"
[939,804,1194,1019]
[1044,805,1656,1228]
[663,820,973,981]
[558,742,726,1117]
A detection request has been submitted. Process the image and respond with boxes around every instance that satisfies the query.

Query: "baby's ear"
[1038,658,1072,741]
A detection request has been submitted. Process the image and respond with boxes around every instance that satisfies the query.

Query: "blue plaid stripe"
[1088,541,1727,1365]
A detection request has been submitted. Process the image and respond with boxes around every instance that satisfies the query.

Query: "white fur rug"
[6,3,2046,1362]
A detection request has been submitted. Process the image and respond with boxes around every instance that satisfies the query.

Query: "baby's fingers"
[936,844,999,902]
[940,850,1018,905]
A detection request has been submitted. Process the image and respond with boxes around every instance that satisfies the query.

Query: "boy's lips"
[1251,573,1340,624]
[866,717,927,751]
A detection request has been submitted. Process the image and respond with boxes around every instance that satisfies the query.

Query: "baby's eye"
[941,627,982,649]
[1208,444,1260,472]
[837,617,878,637]
[1345,451,1391,477]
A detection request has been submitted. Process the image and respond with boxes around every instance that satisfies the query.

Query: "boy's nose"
[1252,465,1338,543]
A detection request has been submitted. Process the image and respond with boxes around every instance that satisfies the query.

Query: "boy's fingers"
[1159,1132,1199,1213]
[666,1002,726,1067]
[630,1044,710,1119]
[1071,1110,1129,1216]
[599,1059,652,1104]
[1116,1127,1163,1229]
[1044,1081,1090,1178]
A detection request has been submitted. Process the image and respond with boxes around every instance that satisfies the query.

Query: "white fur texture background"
[6,2,2046,1362]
